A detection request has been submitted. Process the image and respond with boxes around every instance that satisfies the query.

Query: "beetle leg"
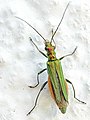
[27,81,48,115]
[66,79,86,104]
[29,37,47,58]
[28,68,47,88]
[59,47,77,60]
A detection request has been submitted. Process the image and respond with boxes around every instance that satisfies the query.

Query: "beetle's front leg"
[59,47,77,60]
[29,37,47,58]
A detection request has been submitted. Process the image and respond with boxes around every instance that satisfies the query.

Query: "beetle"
[16,2,86,115]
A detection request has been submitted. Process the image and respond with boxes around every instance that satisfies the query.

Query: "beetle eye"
[45,47,47,50]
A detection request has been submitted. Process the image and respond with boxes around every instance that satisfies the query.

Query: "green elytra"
[45,40,68,113]
[16,2,86,115]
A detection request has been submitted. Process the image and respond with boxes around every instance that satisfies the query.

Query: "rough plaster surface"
[0,0,90,120]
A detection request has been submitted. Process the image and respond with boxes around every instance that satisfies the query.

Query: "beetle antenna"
[51,2,70,41]
[50,29,56,48]
[15,16,46,42]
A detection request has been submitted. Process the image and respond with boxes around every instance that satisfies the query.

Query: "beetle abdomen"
[48,75,68,114]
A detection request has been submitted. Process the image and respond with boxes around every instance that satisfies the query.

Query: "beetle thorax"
[45,41,56,61]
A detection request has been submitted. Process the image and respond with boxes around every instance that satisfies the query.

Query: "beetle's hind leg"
[27,81,48,115]
[66,79,86,104]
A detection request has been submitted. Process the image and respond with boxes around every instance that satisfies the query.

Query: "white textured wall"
[0,0,90,120]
